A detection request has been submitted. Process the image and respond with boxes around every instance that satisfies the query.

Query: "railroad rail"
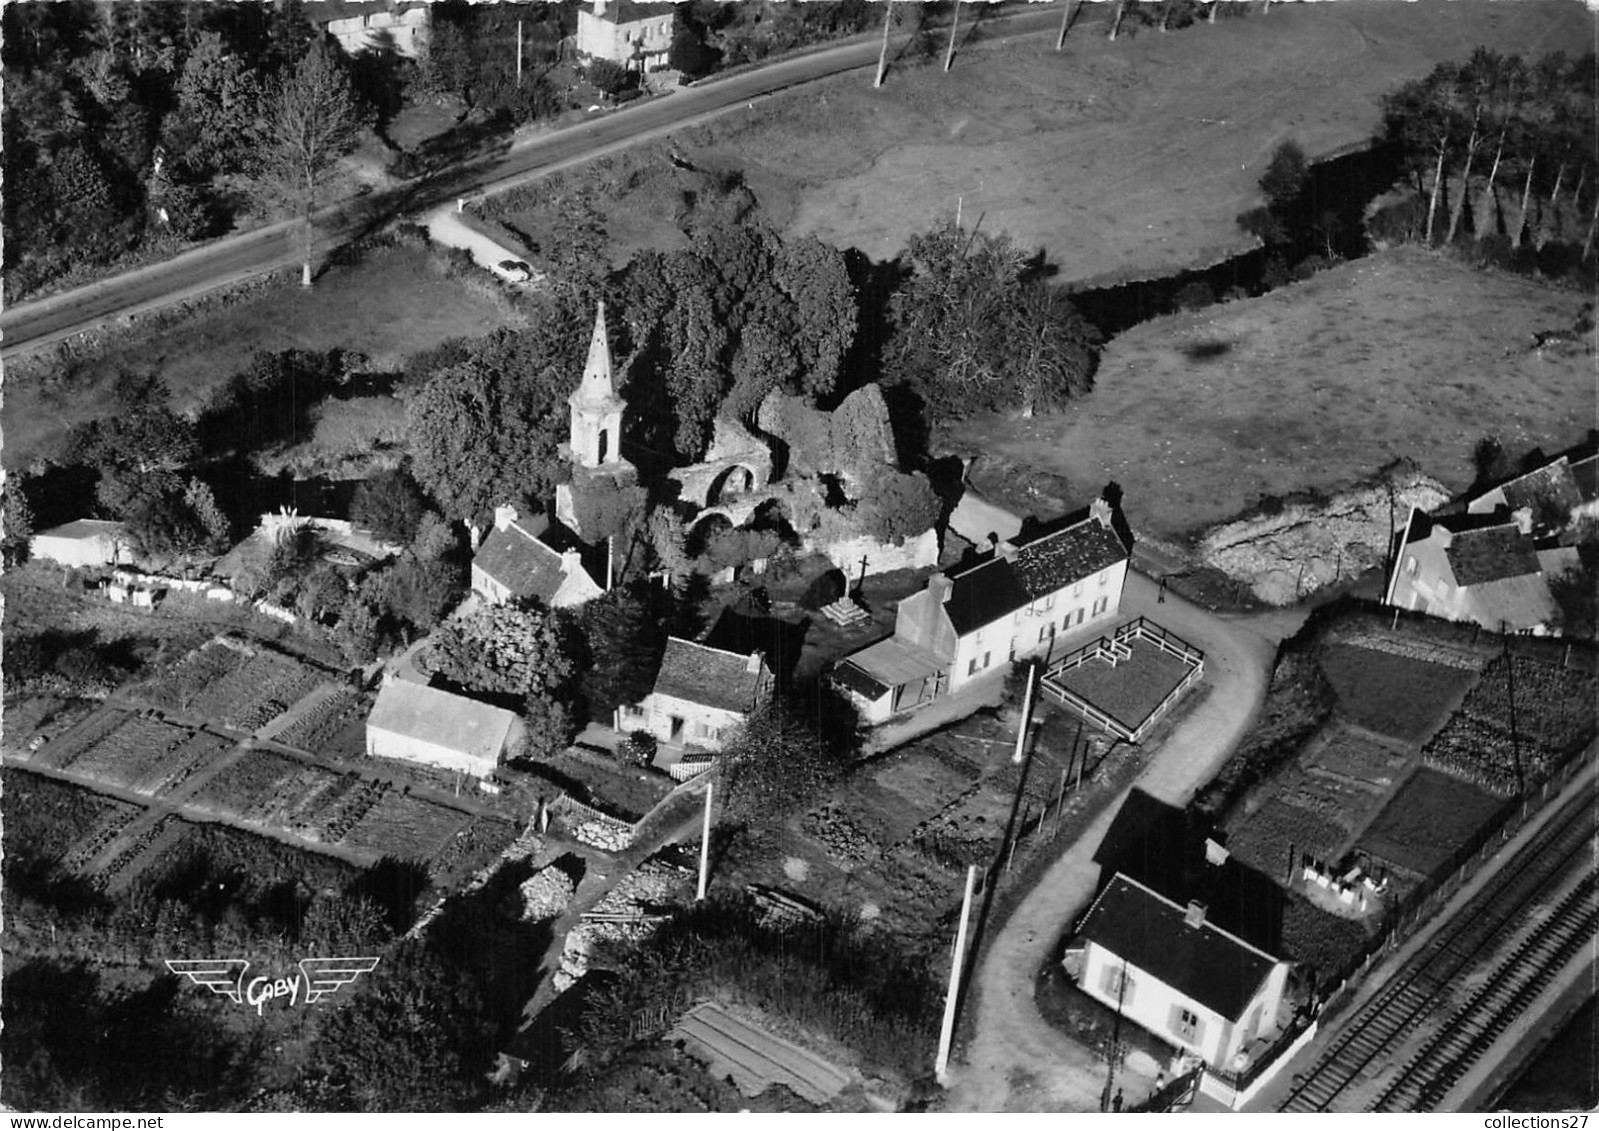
[1276,779,1597,1112]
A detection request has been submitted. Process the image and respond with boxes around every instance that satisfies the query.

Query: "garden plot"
[282,772,365,842]
[1050,636,1197,736]
[342,791,474,864]
[1,695,91,751]
[30,706,139,770]
[1422,714,1554,797]
[152,730,235,797]
[432,816,523,889]
[1227,797,1348,879]
[1355,767,1509,880]
[274,688,359,753]
[1458,656,1597,757]
[2,768,143,868]
[126,638,251,714]
[871,750,976,814]
[248,763,350,829]
[98,815,187,892]
[66,715,194,791]
[190,649,328,732]
[1303,725,1408,792]
[1318,643,1478,743]
[190,748,307,819]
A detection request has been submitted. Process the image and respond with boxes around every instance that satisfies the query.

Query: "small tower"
[569,301,625,469]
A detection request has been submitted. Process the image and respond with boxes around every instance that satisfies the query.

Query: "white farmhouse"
[316,0,432,59]
[1074,872,1291,1073]
[618,638,773,751]
[472,506,605,609]
[366,680,523,778]
[576,0,676,72]
[834,497,1131,723]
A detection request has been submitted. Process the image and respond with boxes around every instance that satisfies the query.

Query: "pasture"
[948,248,1596,540]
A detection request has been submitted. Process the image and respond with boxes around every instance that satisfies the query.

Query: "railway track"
[1277,779,1597,1112]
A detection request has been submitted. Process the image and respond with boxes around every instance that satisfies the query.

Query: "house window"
[982,651,991,670]
[1174,1007,1202,1044]
[1039,625,1052,644]
[1092,596,1108,616]
[1099,571,1109,587]
[1043,594,1056,610]
[1071,608,1085,628]
[1101,965,1136,1004]
[968,657,979,676]
[1073,581,1083,596]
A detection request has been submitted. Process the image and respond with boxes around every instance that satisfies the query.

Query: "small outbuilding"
[366,680,523,778]
[29,519,131,569]
[618,637,772,751]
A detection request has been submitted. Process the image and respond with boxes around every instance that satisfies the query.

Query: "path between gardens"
[943,567,1307,1112]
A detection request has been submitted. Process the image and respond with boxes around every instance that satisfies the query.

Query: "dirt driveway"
[943,567,1305,1112]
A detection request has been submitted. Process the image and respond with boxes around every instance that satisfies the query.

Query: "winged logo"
[299,956,381,1003]
[165,958,250,1003]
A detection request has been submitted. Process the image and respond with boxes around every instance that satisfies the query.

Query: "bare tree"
[260,42,366,287]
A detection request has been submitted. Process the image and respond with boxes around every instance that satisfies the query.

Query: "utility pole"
[944,0,960,71]
[1102,957,1129,1110]
[1056,0,1076,49]
[516,17,523,87]
[1012,662,1037,764]
[1502,625,1524,795]
[697,780,713,901]
[874,0,893,88]
[935,864,978,1083]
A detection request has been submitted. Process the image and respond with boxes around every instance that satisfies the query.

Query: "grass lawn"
[946,248,1595,540]
[1355,766,1509,878]
[1319,640,1480,744]
[1050,636,1197,733]
[3,245,518,471]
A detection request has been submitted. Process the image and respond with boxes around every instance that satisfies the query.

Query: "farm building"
[29,519,131,568]
[1464,439,1599,533]
[576,0,676,71]
[366,680,523,778]
[1384,507,1575,634]
[834,497,1131,723]
[617,638,773,750]
[472,506,605,609]
[313,0,431,59]
[1069,871,1292,1075]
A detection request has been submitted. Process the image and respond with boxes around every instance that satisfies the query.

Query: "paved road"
[0,6,1061,359]
[943,567,1307,1112]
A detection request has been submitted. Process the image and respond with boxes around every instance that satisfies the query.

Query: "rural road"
[943,567,1306,1112]
[0,6,1062,360]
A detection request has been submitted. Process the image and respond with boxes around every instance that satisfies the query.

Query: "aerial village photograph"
[1,0,1595,1117]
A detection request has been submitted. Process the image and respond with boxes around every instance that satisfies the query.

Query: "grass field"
[3,244,517,471]
[1050,636,1198,732]
[1355,766,1508,878]
[948,248,1595,539]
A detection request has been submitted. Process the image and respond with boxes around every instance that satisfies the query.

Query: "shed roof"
[367,681,515,764]
[943,512,1129,635]
[835,636,947,697]
[34,519,124,541]
[653,638,766,714]
[1077,873,1282,1022]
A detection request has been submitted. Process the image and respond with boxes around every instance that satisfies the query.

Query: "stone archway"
[706,463,759,508]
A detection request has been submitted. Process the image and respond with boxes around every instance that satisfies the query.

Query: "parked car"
[495,259,534,282]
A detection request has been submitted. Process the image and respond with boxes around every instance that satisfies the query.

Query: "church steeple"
[569,301,625,468]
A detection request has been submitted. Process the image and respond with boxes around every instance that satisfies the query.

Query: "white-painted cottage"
[472,507,605,609]
[30,519,131,569]
[576,0,676,72]
[618,637,773,751]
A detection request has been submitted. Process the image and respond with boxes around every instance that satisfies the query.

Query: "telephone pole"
[696,780,713,901]
[935,864,978,1083]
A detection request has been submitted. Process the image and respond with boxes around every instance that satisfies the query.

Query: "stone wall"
[811,529,940,577]
[1196,463,1450,605]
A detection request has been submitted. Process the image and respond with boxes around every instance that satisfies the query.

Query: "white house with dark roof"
[367,679,523,778]
[472,506,605,609]
[1384,508,1575,634]
[618,637,773,750]
[834,497,1132,723]
[1071,871,1291,1073]
[30,519,131,569]
[576,0,677,71]
[314,0,432,59]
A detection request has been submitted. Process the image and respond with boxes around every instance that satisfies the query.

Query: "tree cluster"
[719,691,859,830]
[1,1,373,300]
[418,1,565,126]
[884,216,1101,419]
[1379,50,1598,271]
[429,602,581,757]
[671,0,878,75]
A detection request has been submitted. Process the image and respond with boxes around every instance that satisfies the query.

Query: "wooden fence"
[1040,617,1206,743]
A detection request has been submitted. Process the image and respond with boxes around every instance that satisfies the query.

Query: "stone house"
[576,0,676,71]
[1070,872,1292,1074]
[472,506,605,609]
[366,679,523,778]
[834,498,1131,723]
[29,519,131,569]
[315,0,431,59]
[617,637,773,750]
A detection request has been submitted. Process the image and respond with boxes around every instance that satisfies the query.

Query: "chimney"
[1511,505,1533,535]
[494,504,519,532]
[997,540,1018,562]
[1184,900,1207,929]
[561,548,583,576]
[1090,495,1114,530]
[1204,838,1230,867]
[746,651,763,674]
[594,0,607,16]
[928,574,954,604]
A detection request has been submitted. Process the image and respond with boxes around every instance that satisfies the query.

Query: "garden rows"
[193,651,327,732]
[57,799,145,874]
[273,688,359,752]
[342,791,473,859]
[131,640,251,713]
[31,707,138,769]
[94,816,181,891]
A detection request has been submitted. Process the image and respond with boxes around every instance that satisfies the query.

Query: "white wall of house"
[945,560,1127,693]
[326,8,430,58]
[31,531,129,569]
[620,692,746,750]
[1387,535,1469,621]
[577,9,674,69]
[1080,939,1284,1071]
[366,725,503,778]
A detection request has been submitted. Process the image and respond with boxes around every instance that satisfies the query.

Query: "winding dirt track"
[944,567,1303,1112]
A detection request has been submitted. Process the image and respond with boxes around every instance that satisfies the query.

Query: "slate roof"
[1498,461,1584,518]
[1571,455,1598,504]
[1077,873,1282,1022]
[1460,573,1559,631]
[474,522,570,603]
[368,681,515,765]
[834,636,947,698]
[588,0,677,25]
[943,514,1129,636]
[653,638,766,714]
[1446,525,1542,586]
